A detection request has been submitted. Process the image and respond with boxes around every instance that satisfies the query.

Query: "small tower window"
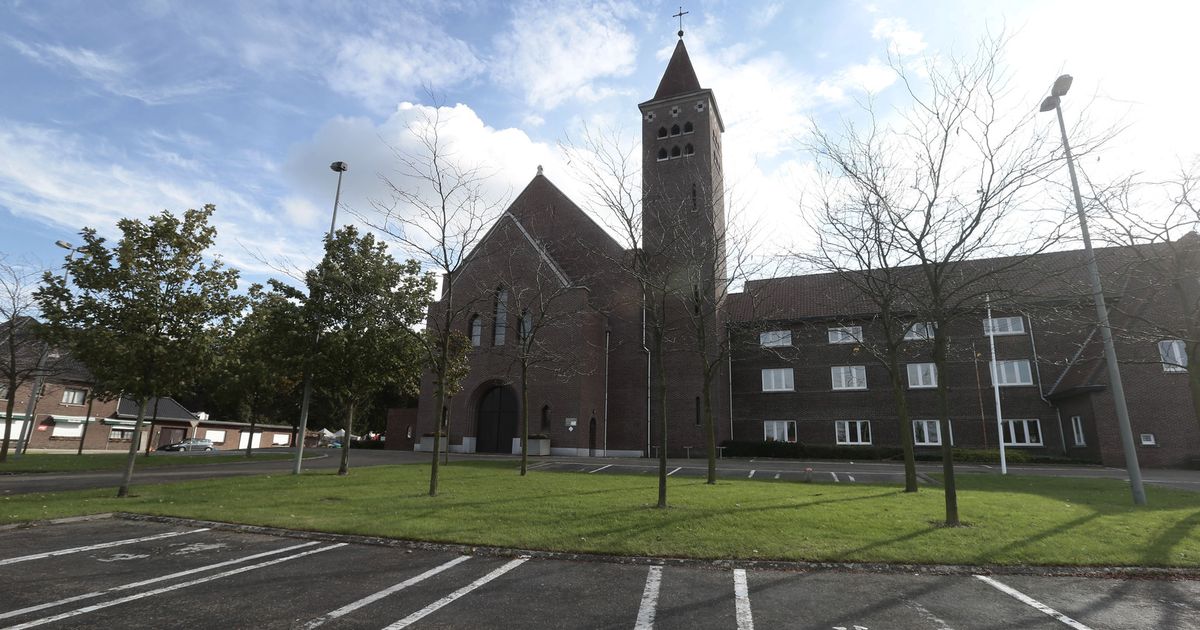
[684,144,694,156]
[657,148,668,162]
[670,124,681,136]
[670,146,681,159]
[657,126,668,139]
[683,121,694,134]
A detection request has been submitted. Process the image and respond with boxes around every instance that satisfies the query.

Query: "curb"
[108,512,1200,581]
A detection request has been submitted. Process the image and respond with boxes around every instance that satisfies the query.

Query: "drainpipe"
[603,329,610,457]
[727,326,734,440]
[1025,311,1066,454]
[643,302,651,458]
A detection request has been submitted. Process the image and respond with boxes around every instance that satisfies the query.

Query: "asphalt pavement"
[1,517,1196,629]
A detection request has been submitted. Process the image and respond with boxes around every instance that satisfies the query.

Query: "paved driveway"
[1,518,1196,629]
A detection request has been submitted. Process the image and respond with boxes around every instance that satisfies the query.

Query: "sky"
[1,0,1197,288]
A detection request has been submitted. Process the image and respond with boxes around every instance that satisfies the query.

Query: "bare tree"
[364,104,502,497]
[0,258,47,462]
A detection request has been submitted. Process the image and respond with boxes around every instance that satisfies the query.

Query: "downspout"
[727,325,734,440]
[1025,312,1067,455]
[643,301,651,458]
[603,329,610,457]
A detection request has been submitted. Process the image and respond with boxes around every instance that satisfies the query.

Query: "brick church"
[389,35,1200,469]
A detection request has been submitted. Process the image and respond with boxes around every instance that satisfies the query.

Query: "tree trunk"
[1,381,18,462]
[1188,340,1200,436]
[143,398,161,458]
[703,372,717,485]
[520,360,529,476]
[933,336,959,526]
[338,401,354,476]
[888,355,918,492]
[76,396,95,456]
[117,398,149,498]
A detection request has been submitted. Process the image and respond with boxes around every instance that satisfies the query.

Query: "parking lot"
[1,517,1196,629]
[526,458,931,486]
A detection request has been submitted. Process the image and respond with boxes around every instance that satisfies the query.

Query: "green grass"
[2,461,1197,568]
[0,452,292,473]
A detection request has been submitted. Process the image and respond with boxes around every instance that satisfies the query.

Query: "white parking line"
[0,541,320,621]
[0,528,210,566]
[747,470,756,478]
[667,467,681,476]
[589,464,613,474]
[847,475,856,482]
[383,557,528,629]
[733,569,754,630]
[830,472,840,482]
[974,575,1094,630]
[303,555,471,628]
[634,566,663,630]
[4,543,346,630]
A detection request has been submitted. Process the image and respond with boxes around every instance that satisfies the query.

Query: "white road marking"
[383,557,528,629]
[847,475,856,483]
[905,599,955,630]
[733,569,754,630]
[981,464,993,469]
[667,467,681,476]
[170,542,228,555]
[589,464,613,474]
[0,528,209,566]
[95,553,149,563]
[748,470,756,478]
[0,542,320,622]
[974,575,1094,630]
[634,566,663,630]
[830,472,840,482]
[302,555,471,629]
[7,543,344,630]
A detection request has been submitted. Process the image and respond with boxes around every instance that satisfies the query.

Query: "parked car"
[157,438,215,452]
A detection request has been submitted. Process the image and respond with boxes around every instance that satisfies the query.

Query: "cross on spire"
[673,6,689,38]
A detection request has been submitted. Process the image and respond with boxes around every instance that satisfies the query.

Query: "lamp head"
[55,240,74,251]
[1051,74,1073,97]
[1039,95,1060,113]
[330,161,348,173]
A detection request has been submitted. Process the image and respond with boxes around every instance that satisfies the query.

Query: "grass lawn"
[0,452,293,473]
[2,461,1197,567]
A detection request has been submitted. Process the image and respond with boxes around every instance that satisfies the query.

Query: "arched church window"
[683,121,694,134]
[695,396,701,426]
[670,124,681,136]
[518,309,531,342]
[493,287,508,345]
[541,405,550,431]
[657,127,668,139]
[671,145,681,159]
[469,315,482,347]
[657,148,668,162]
[684,144,694,157]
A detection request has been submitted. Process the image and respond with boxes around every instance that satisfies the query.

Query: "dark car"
[157,438,215,452]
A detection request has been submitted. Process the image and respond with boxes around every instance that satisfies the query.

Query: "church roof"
[653,39,702,100]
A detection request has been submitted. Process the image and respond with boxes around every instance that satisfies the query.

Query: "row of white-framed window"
[760,359,1035,392]
[759,317,1031,348]
[0,387,87,404]
[468,287,532,348]
[762,418,1046,446]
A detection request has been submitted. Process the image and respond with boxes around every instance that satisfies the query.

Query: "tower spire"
[673,6,688,38]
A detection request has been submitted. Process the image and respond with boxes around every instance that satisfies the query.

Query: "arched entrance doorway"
[476,386,518,453]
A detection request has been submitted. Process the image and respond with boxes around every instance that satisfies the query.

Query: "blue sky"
[2,0,1197,287]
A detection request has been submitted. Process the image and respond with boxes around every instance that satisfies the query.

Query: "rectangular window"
[827,326,863,344]
[835,420,872,445]
[51,421,84,438]
[906,363,937,389]
[1001,419,1043,446]
[205,429,226,444]
[109,428,134,441]
[983,316,1025,336]
[990,359,1033,386]
[1158,340,1188,372]
[759,330,791,347]
[61,388,86,405]
[830,365,867,390]
[0,385,8,399]
[763,420,797,443]
[1071,415,1085,446]
[761,368,794,392]
[913,419,941,446]
[271,433,290,446]
[904,322,935,341]
[1140,433,1157,446]
[493,288,508,346]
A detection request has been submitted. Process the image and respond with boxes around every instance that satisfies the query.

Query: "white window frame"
[763,420,797,443]
[271,433,290,446]
[913,419,941,446]
[0,385,8,399]
[1158,339,1188,372]
[904,322,935,341]
[109,428,134,441]
[906,363,937,389]
[761,368,794,392]
[835,420,872,445]
[827,326,862,344]
[1001,419,1043,446]
[205,429,226,444]
[51,421,84,438]
[1140,433,1157,446]
[1070,415,1085,447]
[830,365,867,390]
[61,388,86,405]
[990,359,1034,386]
[983,316,1025,336]
[759,330,791,347]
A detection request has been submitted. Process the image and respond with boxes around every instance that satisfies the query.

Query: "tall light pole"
[292,161,348,475]
[1040,75,1146,505]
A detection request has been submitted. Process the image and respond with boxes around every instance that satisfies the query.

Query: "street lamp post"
[1040,75,1147,506]
[292,161,348,475]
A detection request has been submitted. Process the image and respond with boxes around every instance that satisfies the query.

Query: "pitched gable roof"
[116,396,196,422]
[653,39,702,100]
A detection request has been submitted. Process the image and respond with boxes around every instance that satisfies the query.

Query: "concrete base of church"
[414,436,477,453]
[550,447,644,458]
[512,438,550,456]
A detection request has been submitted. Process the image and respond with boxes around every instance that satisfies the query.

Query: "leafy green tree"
[36,206,241,497]
[307,226,433,475]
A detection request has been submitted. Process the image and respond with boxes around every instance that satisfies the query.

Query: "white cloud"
[815,57,896,101]
[749,2,783,29]
[492,1,640,109]
[871,17,926,56]
[324,31,483,111]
